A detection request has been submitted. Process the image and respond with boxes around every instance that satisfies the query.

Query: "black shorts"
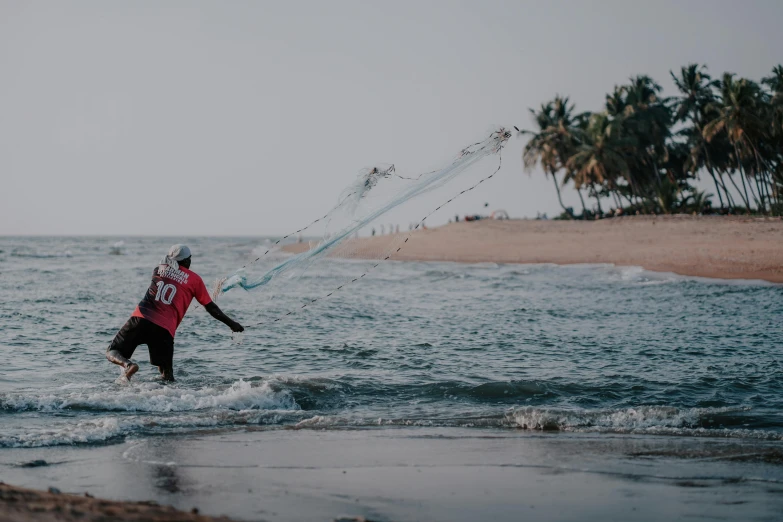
[108,317,174,368]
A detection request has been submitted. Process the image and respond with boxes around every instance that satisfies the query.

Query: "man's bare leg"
[106,350,139,380]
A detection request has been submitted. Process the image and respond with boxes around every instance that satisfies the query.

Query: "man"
[106,244,243,381]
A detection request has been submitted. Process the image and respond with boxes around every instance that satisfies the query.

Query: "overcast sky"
[1,0,782,236]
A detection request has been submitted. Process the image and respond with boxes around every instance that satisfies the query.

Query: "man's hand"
[205,302,244,333]
[230,321,244,333]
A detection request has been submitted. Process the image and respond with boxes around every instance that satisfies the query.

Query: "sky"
[1,0,782,236]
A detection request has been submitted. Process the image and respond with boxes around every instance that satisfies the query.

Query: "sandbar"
[283,216,783,283]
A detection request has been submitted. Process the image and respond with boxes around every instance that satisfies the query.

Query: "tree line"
[521,64,783,217]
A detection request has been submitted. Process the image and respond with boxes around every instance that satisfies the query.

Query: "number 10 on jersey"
[155,282,177,304]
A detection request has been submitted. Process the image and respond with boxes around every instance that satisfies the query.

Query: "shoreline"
[282,215,783,284]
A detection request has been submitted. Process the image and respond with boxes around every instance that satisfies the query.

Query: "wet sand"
[0,483,235,522]
[2,429,782,521]
[284,216,783,283]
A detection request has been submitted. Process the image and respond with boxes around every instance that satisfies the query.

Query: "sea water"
[1,236,781,448]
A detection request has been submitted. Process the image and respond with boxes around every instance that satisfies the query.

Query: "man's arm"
[204,302,244,332]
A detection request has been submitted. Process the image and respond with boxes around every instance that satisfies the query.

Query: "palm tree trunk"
[746,142,774,212]
[753,150,774,212]
[651,155,663,188]
[741,175,753,211]
[751,169,766,213]
[744,164,762,211]
[591,184,603,215]
[707,170,724,208]
[627,177,638,199]
[727,170,750,210]
[550,171,571,216]
[576,187,587,218]
[772,171,782,209]
[719,174,733,208]
[689,123,723,208]
[764,171,775,207]
[717,171,736,208]
[733,144,753,211]
[702,144,732,210]
[612,191,622,209]
[740,176,750,210]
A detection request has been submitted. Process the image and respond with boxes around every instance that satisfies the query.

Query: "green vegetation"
[521,64,783,218]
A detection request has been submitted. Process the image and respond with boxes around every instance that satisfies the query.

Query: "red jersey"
[131,266,213,337]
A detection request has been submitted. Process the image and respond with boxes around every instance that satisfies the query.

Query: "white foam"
[508,405,782,440]
[612,264,780,287]
[294,415,332,429]
[617,265,674,285]
[0,407,308,448]
[11,417,126,447]
[539,262,780,287]
[2,379,298,414]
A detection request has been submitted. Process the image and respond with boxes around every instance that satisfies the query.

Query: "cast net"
[214,127,512,326]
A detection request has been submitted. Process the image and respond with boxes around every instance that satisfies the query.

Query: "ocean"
[2,235,781,449]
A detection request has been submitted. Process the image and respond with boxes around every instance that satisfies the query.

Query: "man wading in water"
[106,244,243,381]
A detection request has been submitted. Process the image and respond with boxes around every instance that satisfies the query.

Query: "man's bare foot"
[157,365,174,382]
[124,362,139,380]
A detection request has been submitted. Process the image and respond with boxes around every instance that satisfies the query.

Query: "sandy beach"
[2,429,782,522]
[283,216,783,283]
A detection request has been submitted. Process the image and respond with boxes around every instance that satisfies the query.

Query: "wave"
[507,405,783,440]
[272,378,572,407]
[290,405,783,441]
[3,377,781,446]
[0,379,299,414]
[10,249,73,258]
[0,408,307,448]
[3,403,780,448]
[0,379,305,448]
[420,269,470,281]
[613,264,782,287]
[291,413,508,430]
[6,377,775,415]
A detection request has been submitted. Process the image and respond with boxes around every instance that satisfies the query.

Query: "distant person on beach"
[106,244,243,382]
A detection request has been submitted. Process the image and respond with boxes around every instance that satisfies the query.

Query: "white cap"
[159,244,191,271]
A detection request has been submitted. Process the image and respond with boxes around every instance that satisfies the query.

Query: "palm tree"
[620,76,672,191]
[762,65,783,208]
[521,96,579,217]
[703,73,768,211]
[605,86,628,118]
[523,63,783,217]
[670,64,730,208]
[762,65,783,130]
[565,112,636,213]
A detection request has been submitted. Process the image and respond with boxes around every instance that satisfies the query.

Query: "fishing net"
[214,127,512,325]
